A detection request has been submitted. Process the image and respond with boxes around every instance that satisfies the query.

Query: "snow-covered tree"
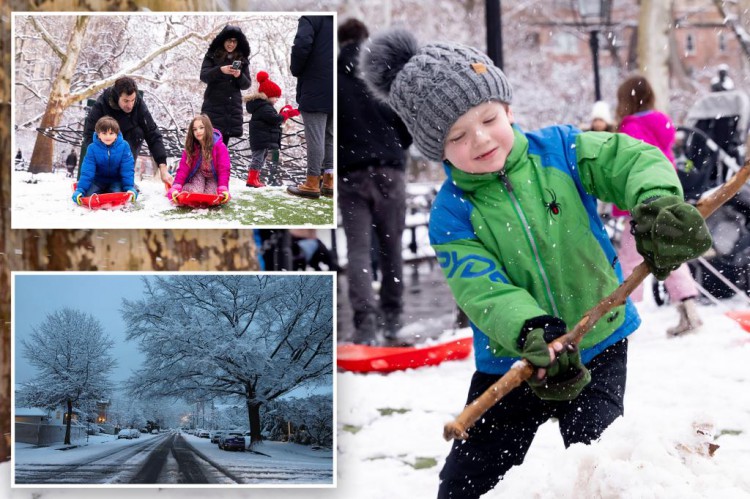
[121,275,333,447]
[18,308,116,445]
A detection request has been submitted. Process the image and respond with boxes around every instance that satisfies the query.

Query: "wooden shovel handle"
[443,160,750,441]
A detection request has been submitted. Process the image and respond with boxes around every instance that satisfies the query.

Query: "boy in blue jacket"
[72,116,136,204]
[360,30,712,498]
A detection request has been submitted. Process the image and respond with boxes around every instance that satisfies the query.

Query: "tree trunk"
[637,0,671,111]
[0,0,10,464]
[246,399,263,448]
[28,16,89,174]
[64,399,73,445]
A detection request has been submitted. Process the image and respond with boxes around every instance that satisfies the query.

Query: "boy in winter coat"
[244,71,298,188]
[360,30,712,499]
[72,116,136,204]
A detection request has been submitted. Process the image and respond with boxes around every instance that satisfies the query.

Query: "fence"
[15,421,87,446]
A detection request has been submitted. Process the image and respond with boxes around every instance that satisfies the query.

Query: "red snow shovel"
[443,159,750,441]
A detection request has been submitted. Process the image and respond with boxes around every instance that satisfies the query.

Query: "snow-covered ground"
[4,298,750,497]
[11,171,334,229]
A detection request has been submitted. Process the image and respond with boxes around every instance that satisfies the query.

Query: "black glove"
[517,316,591,401]
[631,196,712,280]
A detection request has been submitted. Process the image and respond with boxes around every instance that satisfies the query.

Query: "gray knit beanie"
[359,29,513,162]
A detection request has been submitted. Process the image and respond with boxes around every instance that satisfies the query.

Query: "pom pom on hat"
[359,28,419,102]
[257,71,281,98]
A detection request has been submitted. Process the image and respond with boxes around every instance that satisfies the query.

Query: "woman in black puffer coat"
[200,25,252,145]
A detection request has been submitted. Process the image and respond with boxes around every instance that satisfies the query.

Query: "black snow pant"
[438,339,628,499]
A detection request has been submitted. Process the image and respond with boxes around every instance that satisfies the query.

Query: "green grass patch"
[342,424,362,434]
[378,408,411,417]
[408,457,438,470]
[717,429,743,437]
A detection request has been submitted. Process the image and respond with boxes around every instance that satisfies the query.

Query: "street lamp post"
[577,0,611,102]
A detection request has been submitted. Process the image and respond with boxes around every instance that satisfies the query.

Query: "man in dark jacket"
[337,19,413,345]
[287,15,334,200]
[65,150,77,178]
[79,76,172,184]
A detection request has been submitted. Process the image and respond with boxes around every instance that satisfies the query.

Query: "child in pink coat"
[168,114,231,202]
[614,76,703,336]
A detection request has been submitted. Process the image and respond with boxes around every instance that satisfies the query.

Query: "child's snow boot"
[667,298,703,337]
[246,169,265,188]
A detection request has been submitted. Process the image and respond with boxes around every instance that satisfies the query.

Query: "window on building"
[685,33,696,55]
[718,33,727,53]
[550,31,579,55]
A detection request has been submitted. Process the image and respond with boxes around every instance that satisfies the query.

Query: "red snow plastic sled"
[173,191,226,208]
[72,183,131,209]
[724,310,750,333]
[165,182,227,208]
[337,336,473,373]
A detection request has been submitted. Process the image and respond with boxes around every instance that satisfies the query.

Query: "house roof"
[15,407,47,417]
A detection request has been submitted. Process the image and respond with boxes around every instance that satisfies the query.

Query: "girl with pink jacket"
[614,76,703,337]
[168,114,231,202]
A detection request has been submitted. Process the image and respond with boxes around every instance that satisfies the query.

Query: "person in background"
[338,19,413,345]
[65,150,77,178]
[589,100,615,132]
[80,76,172,185]
[710,64,735,92]
[289,229,340,271]
[287,15,334,200]
[615,75,704,337]
[167,114,230,203]
[73,116,135,204]
[200,25,252,147]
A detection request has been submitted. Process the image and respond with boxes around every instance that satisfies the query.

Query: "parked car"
[151,429,159,434]
[197,429,210,438]
[210,430,225,444]
[218,431,245,451]
[117,428,137,439]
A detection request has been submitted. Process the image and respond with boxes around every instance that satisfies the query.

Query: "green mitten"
[519,325,591,402]
[631,196,712,280]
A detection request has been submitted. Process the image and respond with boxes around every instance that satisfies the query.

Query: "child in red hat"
[243,71,298,188]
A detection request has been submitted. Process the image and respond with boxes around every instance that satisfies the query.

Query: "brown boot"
[287,175,321,199]
[321,172,334,198]
[667,298,703,337]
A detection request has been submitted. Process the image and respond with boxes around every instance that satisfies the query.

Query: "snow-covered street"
[5,298,750,497]
[12,171,334,228]
[13,431,332,485]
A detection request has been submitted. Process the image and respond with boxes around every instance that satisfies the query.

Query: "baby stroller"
[670,89,750,299]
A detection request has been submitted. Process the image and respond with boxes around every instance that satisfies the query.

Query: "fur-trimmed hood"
[207,25,250,58]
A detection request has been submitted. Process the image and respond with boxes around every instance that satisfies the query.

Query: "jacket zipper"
[497,169,560,317]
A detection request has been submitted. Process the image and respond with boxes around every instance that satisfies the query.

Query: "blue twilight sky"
[13,273,148,386]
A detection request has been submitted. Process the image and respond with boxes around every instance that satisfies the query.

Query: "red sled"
[725,310,750,333]
[337,336,473,373]
[72,183,131,210]
[173,191,226,208]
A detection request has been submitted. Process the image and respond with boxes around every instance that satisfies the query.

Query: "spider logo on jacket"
[544,188,562,218]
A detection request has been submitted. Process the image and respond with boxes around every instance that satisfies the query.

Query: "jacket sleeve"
[236,60,251,90]
[77,140,97,194]
[200,54,224,83]
[263,107,284,126]
[575,131,683,210]
[290,17,314,76]
[173,151,190,187]
[214,141,231,190]
[119,146,135,192]
[430,193,549,356]
[139,101,167,165]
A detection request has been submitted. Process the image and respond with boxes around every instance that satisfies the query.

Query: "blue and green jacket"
[429,125,683,374]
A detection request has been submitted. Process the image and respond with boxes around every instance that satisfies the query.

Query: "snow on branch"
[28,16,67,61]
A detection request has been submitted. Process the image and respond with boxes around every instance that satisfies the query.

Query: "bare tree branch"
[28,16,67,61]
